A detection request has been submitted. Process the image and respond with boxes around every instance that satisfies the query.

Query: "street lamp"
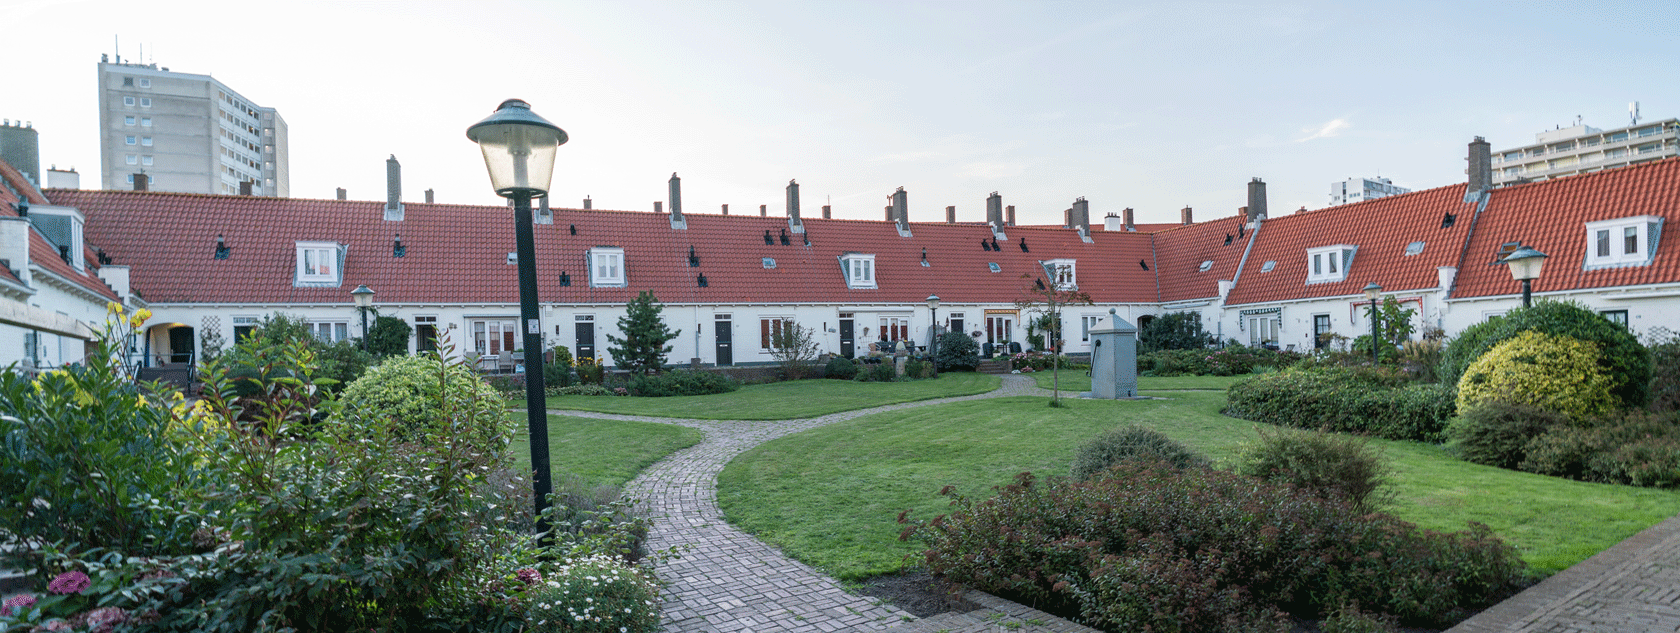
[1501,246,1549,309]
[926,295,940,377]
[1363,282,1383,365]
[468,99,567,541]
[351,285,375,352]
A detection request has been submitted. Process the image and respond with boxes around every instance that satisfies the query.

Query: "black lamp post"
[1363,282,1382,365]
[926,295,940,377]
[467,99,566,542]
[351,285,375,352]
[1502,246,1549,309]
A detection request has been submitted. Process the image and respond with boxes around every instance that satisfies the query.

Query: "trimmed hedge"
[1446,402,1570,470]
[624,369,739,397]
[824,356,859,380]
[1070,425,1209,480]
[1439,300,1650,408]
[1521,410,1680,487]
[1225,367,1456,442]
[1139,346,1306,377]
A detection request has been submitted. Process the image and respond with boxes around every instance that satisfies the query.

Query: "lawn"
[716,392,1680,581]
[543,372,1001,419]
[1028,371,1249,392]
[509,413,703,487]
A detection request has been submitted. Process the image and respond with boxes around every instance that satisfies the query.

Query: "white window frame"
[308,321,350,343]
[295,241,342,286]
[761,316,793,350]
[122,96,134,106]
[1584,215,1662,269]
[124,115,135,126]
[141,155,153,166]
[138,78,151,88]
[141,117,151,127]
[125,154,137,165]
[140,136,152,146]
[1306,244,1357,284]
[840,253,877,289]
[124,136,136,145]
[1044,259,1076,290]
[139,97,151,107]
[1081,315,1103,342]
[588,246,626,287]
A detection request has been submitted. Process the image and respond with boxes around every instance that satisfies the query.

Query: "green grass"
[716,392,1680,580]
[509,414,702,487]
[543,373,1001,419]
[1029,371,1249,392]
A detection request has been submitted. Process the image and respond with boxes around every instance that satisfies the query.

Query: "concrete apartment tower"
[96,56,290,196]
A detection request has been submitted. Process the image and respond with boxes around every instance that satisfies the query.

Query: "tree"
[935,331,980,371]
[365,314,412,358]
[767,321,823,381]
[1139,312,1214,353]
[1354,297,1416,363]
[1015,265,1094,407]
[606,291,681,375]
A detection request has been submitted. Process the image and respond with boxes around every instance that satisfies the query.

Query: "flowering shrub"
[1009,352,1077,372]
[524,555,661,633]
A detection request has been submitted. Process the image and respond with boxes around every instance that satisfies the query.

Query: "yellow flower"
[106,302,123,315]
[128,308,152,329]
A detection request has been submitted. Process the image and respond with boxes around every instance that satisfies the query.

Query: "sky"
[1,0,1676,226]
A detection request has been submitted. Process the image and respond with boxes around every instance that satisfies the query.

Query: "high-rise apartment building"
[1491,118,1679,187]
[1328,176,1409,206]
[97,57,289,196]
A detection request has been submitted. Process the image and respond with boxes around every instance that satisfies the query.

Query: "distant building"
[96,57,289,196]
[1492,118,1679,186]
[1329,177,1409,206]
[0,120,40,186]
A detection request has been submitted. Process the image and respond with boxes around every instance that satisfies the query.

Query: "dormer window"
[1585,216,1662,269]
[840,253,876,289]
[589,246,626,287]
[1306,244,1357,284]
[295,241,344,287]
[1042,258,1076,289]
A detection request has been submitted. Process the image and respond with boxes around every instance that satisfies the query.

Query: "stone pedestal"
[895,356,906,377]
[1086,308,1139,399]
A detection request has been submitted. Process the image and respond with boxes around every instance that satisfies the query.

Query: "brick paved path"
[546,375,1054,632]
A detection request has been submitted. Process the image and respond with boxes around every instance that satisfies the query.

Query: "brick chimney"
[669,173,686,229]
[1246,178,1267,225]
[0,217,31,288]
[1181,206,1193,224]
[384,155,404,221]
[786,179,802,232]
[822,204,831,219]
[1124,207,1136,231]
[1006,205,1015,226]
[1465,136,1492,202]
[1071,198,1090,234]
[239,180,252,196]
[720,203,727,215]
[759,204,767,217]
[536,194,552,224]
[654,201,661,213]
[425,188,434,204]
[890,187,909,235]
[946,206,956,223]
[337,187,347,200]
[132,173,148,192]
[986,192,1003,228]
[584,196,592,210]
[884,205,892,221]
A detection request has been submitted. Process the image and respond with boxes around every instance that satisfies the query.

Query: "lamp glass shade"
[466,99,567,198]
[1362,282,1382,300]
[351,285,375,308]
[926,295,941,310]
[1503,247,1548,281]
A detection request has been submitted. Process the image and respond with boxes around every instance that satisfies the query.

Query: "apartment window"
[122,77,133,87]
[141,156,153,166]
[141,117,151,127]
[139,98,151,107]
[124,116,135,126]
[309,321,350,343]
[588,247,626,287]
[1081,315,1103,342]
[122,96,134,106]
[760,316,792,350]
[1043,259,1076,290]
[1584,216,1662,269]
[138,78,151,88]
[125,136,136,145]
[233,316,259,342]
[295,241,343,286]
[1601,310,1629,328]
[878,316,910,342]
[141,137,152,146]
[1306,245,1357,283]
[415,316,439,352]
[125,174,134,184]
[840,253,876,289]
[125,155,137,165]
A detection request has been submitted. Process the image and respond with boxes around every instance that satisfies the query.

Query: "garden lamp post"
[351,285,375,352]
[467,99,567,542]
[1363,282,1383,365]
[926,295,940,377]
[1502,246,1549,309]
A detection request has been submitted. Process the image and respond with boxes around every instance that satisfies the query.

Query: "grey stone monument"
[1085,308,1139,399]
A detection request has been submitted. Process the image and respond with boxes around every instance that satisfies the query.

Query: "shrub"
[1226,366,1454,441]
[1446,402,1569,469]
[1320,603,1400,633]
[1140,311,1215,353]
[1648,328,1680,413]
[550,383,621,397]
[1439,300,1650,408]
[1070,425,1209,480]
[1399,339,1443,383]
[545,345,575,389]
[625,370,739,397]
[576,359,604,385]
[855,361,898,383]
[1456,331,1617,420]
[935,331,980,371]
[824,356,859,380]
[1522,410,1680,486]
[337,353,511,451]
[543,475,651,563]
[904,358,934,379]
[522,555,661,633]
[365,314,413,358]
[1009,352,1076,372]
[1235,426,1393,512]
[905,466,1526,629]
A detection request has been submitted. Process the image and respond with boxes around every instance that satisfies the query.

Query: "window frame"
[840,253,877,289]
[122,96,134,107]
[1044,258,1077,290]
[1306,244,1357,284]
[295,241,343,287]
[588,246,626,287]
[1601,309,1629,329]
[760,316,793,350]
[308,321,351,343]
[1080,314,1103,342]
[1584,216,1662,269]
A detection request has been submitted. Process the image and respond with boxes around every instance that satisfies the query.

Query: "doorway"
[575,315,596,362]
[714,315,733,366]
[838,313,854,359]
[167,326,195,365]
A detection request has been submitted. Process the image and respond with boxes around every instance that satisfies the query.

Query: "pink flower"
[1,593,37,616]
[83,606,129,633]
[515,567,543,585]
[47,570,91,594]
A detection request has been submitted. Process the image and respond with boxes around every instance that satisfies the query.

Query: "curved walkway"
[545,375,1050,632]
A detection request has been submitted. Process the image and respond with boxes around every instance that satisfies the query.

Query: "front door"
[986,315,1014,347]
[838,316,854,359]
[715,316,732,366]
[575,316,596,362]
[168,326,195,365]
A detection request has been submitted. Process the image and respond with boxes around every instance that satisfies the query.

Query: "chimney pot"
[1181,206,1193,225]
[336,187,347,200]
[946,206,955,223]
[1005,205,1015,226]
[822,204,831,219]
[760,204,767,217]
[721,203,728,215]
[425,189,434,204]
[1123,207,1135,231]
[132,173,148,191]
[583,196,592,210]
[1071,197,1090,234]
[786,179,801,226]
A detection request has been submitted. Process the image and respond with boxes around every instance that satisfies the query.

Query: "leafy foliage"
[1139,311,1215,353]
[1138,345,1305,377]
[1235,426,1394,512]
[824,355,859,380]
[1521,410,1680,487]
[1646,328,1680,413]
[934,331,980,372]
[336,352,511,451]
[1456,331,1617,419]
[853,361,899,383]
[365,314,413,357]
[625,369,739,397]
[606,291,680,375]
[1446,401,1570,470]
[1226,366,1456,441]
[522,555,661,633]
[545,345,574,388]
[766,321,823,381]
[1070,425,1209,480]
[1439,300,1650,408]
[224,313,373,395]
[1349,297,1417,364]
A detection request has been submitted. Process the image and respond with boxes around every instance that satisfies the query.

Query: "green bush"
[1139,311,1215,353]
[550,383,621,397]
[545,345,575,389]
[1446,402,1569,470]
[824,356,859,380]
[626,370,739,397]
[855,361,898,383]
[935,331,980,371]
[576,360,605,385]
[365,314,412,358]
[1320,603,1400,633]
[1070,425,1209,480]
[1440,300,1650,408]
[1457,331,1617,420]
[337,353,511,451]
[1522,410,1680,487]
[1647,328,1680,413]
[1235,426,1393,512]
[906,466,1526,630]
[1226,366,1454,441]
[904,358,935,379]
[522,555,661,633]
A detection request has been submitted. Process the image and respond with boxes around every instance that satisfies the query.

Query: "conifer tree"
[607,291,680,375]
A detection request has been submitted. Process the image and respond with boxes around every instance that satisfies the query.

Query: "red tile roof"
[51,189,1160,307]
[1452,158,1680,299]
[1223,184,1477,306]
[0,163,118,301]
[1152,214,1252,303]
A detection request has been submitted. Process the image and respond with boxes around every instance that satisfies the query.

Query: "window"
[1404,241,1425,256]
[125,155,137,165]
[415,316,438,352]
[472,319,517,356]
[139,98,151,107]
[1584,216,1662,269]
[141,117,151,127]
[878,316,910,342]
[1198,260,1213,272]
[1043,259,1076,289]
[948,313,964,338]
[1306,245,1357,283]
[141,137,152,146]
[839,253,876,289]
[124,116,135,126]
[987,262,1001,273]
[138,78,150,88]
[141,156,153,166]
[1260,260,1276,272]
[122,77,133,87]
[122,96,134,106]
[588,247,626,287]
[760,317,792,349]
[1249,316,1279,347]
[295,241,342,286]
[233,316,259,342]
[1313,314,1332,350]
[309,321,350,343]
[125,136,136,145]
[125,174,134,184]
[1601,310,1629,328]
[1081,315,1103,342]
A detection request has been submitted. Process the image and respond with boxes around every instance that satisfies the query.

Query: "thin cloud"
[1296,118,1352,142]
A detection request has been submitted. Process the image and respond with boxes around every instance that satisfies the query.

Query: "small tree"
[768,321,823,381]
[1016,266,1093,407]
[1355,297,1416,363]
[1140,312,1214,353]
[606,291,681,375]
[365,314,412,358]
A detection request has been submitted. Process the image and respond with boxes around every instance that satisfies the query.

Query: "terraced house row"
[2,137,1678,373]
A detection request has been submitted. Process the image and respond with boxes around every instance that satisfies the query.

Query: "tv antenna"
[1631,101,1642,126]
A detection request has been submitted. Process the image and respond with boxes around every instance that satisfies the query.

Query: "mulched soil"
[852,570,984,618]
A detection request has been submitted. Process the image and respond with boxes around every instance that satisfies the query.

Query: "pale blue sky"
[2,0,1675,225]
